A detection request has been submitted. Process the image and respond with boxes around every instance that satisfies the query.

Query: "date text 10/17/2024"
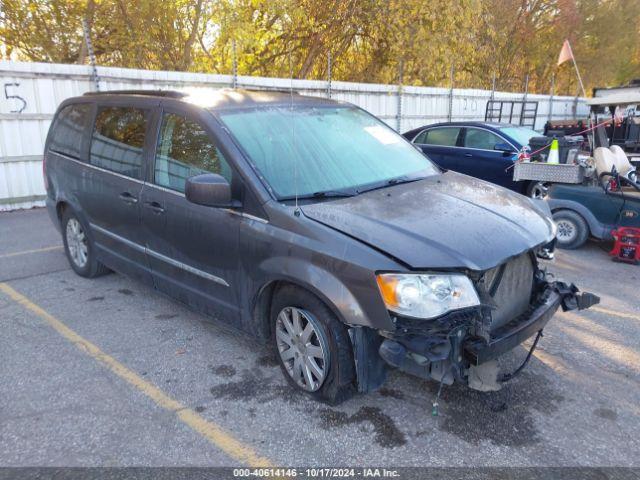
[233,468,400,478]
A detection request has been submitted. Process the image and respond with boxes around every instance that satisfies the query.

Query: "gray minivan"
[44,89,597,403]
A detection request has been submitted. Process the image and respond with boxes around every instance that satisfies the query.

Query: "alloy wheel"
[66,218,88,268]
[529,182,549,199]
[275,306,329,392]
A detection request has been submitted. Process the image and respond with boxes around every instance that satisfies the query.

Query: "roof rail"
[83,90,187,98]
[244,87,300,95]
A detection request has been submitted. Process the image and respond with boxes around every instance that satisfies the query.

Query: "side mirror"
[185,173,232,207]
[494,142,515,155]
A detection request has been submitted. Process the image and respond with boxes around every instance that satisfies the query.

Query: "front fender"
[256,256,383,329]
[254,256,394,394]
[547,198,609,240]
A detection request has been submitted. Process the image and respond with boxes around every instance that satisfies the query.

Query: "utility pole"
[82,18,100,91]
[447,65,454,122]
[548,73,555,123]
[396,60,404,132]
[327,51,332,99]
[231,39,238,89]
[490,72,496,102]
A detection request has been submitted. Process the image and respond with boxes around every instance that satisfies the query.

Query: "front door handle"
[119,192,138,204]
[144,201,165,214]
[464,153,473,157]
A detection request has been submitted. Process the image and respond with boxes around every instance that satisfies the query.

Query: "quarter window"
[421,127,460,146]
[413,129,429,144]
[464,128,504,150]
[154,113,232,193]
[50,103,92,159]
[90,107,148,180]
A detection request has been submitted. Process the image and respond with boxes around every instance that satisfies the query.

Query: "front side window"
[90,107,148,180]
[219,106,439,199]
[154,113,232,193]
[464,128,504,150]
[499,126,540,147]
[50,103,92,159]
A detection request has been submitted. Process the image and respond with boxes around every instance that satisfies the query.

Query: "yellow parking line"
[589,306,640,321]
[0,282,273,467]
[0,245,63,259]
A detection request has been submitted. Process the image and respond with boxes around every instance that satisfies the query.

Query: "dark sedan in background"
[403,122,545,197]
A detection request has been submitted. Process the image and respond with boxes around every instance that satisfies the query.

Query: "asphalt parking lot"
[1,207,639,467]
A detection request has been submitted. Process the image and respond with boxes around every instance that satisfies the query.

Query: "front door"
[457,127,518,189]
[140,108,241,323]
[80,104,154,284]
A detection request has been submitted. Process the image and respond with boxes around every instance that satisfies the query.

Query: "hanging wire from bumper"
[499,330,544,383]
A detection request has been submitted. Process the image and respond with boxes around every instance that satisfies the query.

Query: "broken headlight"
[376,273,480,319]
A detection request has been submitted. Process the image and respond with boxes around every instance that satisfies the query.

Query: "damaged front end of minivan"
[374,251,599,392]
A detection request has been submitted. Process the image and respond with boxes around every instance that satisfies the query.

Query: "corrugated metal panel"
[0,156,45,211]
[0,60,589,211]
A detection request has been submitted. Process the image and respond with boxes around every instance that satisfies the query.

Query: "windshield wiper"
[358,175,427,194]
[279,175,427,201]
[279,188,358,201]
[312,189,358,198]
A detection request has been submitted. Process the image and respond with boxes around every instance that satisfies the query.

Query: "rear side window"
[464,128,504,150]
[90,107,148,180]
[421,127,460,146]
[154,113,232,193]
[49,103,92,159]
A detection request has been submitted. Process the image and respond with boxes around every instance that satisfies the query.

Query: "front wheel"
[271,285,355,404]
[552,210,589,250]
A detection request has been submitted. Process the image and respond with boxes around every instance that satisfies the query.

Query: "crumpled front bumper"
[377,280,599,387]
[464,288,561,365]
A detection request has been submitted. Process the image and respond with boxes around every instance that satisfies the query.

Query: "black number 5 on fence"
[4,82,27,113]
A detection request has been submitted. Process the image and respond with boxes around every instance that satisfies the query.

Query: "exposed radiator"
[483,253,535,332]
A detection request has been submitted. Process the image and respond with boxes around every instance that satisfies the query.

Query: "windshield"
[219,106,439,199]
[499,126,541,147]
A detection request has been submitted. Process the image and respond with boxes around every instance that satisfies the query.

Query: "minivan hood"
[301,172,554,271]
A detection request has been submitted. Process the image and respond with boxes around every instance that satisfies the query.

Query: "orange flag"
[557,39,574,66]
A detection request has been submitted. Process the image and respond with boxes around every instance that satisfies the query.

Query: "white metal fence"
[0,60,589,211]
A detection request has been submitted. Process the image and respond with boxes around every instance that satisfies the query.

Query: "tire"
[552,209,589,250]
[526,181,550,199]
[61,209,110,278]
[271,285,355,404]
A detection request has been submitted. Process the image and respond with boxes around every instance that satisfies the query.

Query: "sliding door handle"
[119,192,138,204]
[144,201,165,214]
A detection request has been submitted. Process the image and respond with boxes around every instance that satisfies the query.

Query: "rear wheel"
[526,181,550,199]
[553,209,589,250]
[271,285,355,404]
[61,209,110,278]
